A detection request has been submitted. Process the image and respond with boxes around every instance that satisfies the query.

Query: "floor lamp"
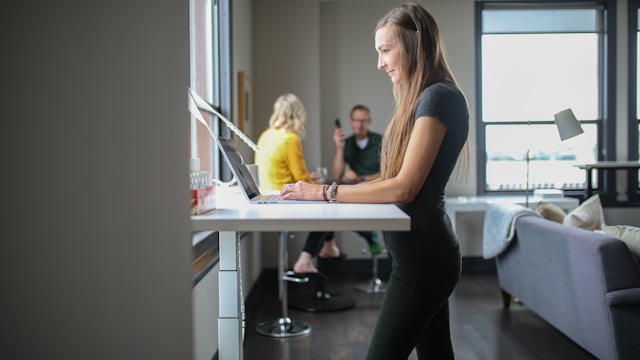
[524,108,584,207]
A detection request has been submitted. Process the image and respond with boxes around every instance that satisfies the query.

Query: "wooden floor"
[242,267,597,360]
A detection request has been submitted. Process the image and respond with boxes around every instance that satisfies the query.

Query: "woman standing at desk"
[280,3,469,359]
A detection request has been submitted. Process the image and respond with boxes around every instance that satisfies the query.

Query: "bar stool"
[354,241,387,293]
[256,231,311,337]
[288,250,355,312]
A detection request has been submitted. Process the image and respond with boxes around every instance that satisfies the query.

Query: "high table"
[445,195,579,231]
[574,161,640,199]
[445,195,579,257]
[191,188,410,360]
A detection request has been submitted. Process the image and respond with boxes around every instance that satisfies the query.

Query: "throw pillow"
[598,225,640,265]
[563,194,606,231]
[536,201,567,223]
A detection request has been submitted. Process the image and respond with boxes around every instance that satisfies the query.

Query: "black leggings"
[366,232,461,359]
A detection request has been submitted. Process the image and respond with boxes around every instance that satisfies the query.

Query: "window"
[476,2,614,198]
[189,0,232,183]
[630,0,640,202]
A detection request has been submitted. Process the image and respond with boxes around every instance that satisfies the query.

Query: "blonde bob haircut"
[269,93,307,138]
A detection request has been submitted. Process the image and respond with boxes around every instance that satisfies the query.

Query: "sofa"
[490,205,640,360]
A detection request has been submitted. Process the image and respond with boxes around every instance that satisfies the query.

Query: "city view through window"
[482,33,598,191]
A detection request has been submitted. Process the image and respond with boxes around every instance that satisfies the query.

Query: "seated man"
[332,104,382,184]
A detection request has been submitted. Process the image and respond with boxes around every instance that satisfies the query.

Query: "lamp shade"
[554,108,584,141]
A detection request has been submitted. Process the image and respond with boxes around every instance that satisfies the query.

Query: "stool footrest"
[283,270,309,283]
[355,278,387,293]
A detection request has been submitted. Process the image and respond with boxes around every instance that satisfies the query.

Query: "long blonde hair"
[376,2,469,179]
[268,93,307,138]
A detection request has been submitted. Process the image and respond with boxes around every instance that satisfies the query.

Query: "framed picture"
[238,71,252,136]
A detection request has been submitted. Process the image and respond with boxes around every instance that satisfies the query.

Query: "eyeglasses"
[351,118,371,124]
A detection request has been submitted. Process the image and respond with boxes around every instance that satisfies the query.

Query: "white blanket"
[482,203,538,259]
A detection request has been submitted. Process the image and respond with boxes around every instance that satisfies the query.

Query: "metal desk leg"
[355,248,387,293]
[256,231,311,337]
[586,167,593,199]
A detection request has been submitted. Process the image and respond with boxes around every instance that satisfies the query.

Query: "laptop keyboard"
[256,194,281,201]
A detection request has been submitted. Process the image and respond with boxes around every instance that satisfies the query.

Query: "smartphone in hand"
[335,118,341,128]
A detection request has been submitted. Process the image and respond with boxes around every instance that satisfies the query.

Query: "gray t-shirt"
[396,82,469,225]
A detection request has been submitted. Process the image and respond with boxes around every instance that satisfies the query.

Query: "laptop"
[216,136,327,204]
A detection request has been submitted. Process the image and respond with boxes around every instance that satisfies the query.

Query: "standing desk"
[191,188,410,360]
[575,161,640,199]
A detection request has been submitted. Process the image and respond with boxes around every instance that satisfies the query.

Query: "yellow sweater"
[254,128,315,191]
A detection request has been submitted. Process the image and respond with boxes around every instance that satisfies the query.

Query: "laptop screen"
[216,137,261,199]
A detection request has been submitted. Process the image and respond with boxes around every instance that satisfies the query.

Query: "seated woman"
[254,93,342,274]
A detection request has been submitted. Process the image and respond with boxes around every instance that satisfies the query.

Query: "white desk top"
[444,195,579,257]
[191,187,411,233]
[445,195,579,211]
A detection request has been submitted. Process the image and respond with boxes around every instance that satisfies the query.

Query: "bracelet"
[322,185,329,201]
[329,182,338,202]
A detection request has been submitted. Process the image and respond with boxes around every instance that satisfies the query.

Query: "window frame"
[218,0,233,181]
[189,0,232,182]
[475,0,617,203]
[629,0,640,204]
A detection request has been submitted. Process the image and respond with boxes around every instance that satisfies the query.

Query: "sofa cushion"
[598,225,640,266]
[563,194,605,230]
[536,201,567,223]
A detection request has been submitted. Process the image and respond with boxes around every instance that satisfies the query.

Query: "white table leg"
[219,230,242,360]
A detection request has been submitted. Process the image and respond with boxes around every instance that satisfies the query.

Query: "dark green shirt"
[344,131,383,177]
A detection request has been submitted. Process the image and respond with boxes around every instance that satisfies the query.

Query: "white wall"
[5,1,192,359]
[320,2,396,143]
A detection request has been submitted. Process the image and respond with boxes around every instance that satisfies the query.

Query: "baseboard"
[317,256,496,274]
